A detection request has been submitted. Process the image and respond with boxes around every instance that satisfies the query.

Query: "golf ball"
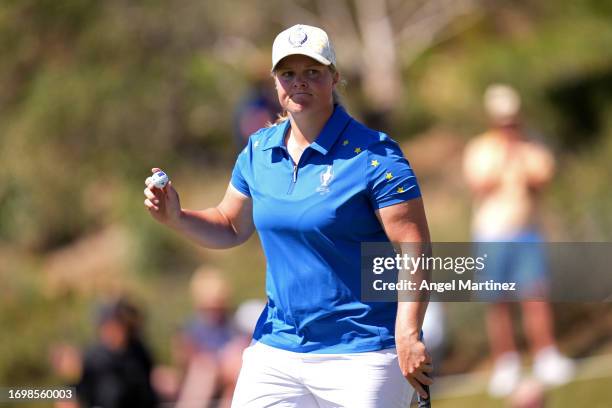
[150,171,169,188]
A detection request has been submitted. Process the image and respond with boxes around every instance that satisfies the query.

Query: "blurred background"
[1,0,611,407]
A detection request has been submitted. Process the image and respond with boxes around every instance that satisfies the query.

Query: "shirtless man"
[464,84,574,397]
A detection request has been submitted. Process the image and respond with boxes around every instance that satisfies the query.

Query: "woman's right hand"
[144,167,182,227]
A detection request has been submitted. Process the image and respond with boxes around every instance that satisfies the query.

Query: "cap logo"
[288,27,308,47]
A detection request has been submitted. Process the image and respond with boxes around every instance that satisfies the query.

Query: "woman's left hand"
[396,334,433,399]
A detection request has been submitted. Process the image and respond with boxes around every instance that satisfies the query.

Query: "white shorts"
[231,342,413,408]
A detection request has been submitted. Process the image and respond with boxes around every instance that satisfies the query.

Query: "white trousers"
[231,342,413,408]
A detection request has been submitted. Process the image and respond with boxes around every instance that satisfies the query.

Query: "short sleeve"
[230,145,252,197]
[366,136,421,209]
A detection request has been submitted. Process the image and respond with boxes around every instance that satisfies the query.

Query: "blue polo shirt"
[231,105,421,353]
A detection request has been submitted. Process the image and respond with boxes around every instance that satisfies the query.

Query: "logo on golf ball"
[151,171,169,188]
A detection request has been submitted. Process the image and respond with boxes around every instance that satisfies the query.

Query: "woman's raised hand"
[144,168,182,226]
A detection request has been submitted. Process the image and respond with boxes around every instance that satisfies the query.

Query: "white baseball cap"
[484,84,521,123]
[272,24,336,71]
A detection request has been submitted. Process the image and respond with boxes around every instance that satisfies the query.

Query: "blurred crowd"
[50,267,264,408]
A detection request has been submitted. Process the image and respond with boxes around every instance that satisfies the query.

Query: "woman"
[464,84,573,396]
[144,24,432,407]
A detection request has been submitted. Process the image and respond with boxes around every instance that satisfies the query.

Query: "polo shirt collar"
[260,119,290,151]
[261,105,352,155]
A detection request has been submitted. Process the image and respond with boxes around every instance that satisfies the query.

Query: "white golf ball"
[150,171,169,188]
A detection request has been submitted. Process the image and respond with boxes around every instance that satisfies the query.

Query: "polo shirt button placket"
[286,147,311,195]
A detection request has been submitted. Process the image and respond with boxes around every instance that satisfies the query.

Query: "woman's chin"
[287,103,310,114]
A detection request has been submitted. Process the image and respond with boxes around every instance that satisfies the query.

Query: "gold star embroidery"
[371,160,380,167]
[397,187,405,193]
[354,147,362,154]
[342,140,349,146]
[385,172,393,180]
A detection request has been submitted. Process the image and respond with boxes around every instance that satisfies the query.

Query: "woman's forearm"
[396,300,428,341]
[169,207,245,249]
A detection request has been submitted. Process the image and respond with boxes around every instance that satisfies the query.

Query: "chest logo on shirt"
[316,165,334,194]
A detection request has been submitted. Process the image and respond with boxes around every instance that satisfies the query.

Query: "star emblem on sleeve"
[253,140,260,148]
[371,160,380,167]
[343,140,349,146]
[385,172,393,180]
[397,187,405,193]
[354,147,362,154]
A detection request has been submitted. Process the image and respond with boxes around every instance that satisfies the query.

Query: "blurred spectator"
[50,343,82,408]
[233,298,266,337]
[510,377,546,408]
[232,65,280,150]
[174,266,249,408]
[50,343,82,386]
[421,302,447,376]
[76,297,158,408]
[463,84,574,397]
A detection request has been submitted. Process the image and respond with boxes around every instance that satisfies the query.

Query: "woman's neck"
[288,104,334,148]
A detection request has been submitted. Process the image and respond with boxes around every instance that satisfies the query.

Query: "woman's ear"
[332,71,340,86]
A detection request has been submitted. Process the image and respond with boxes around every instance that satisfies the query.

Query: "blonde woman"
[145,24,431,407]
